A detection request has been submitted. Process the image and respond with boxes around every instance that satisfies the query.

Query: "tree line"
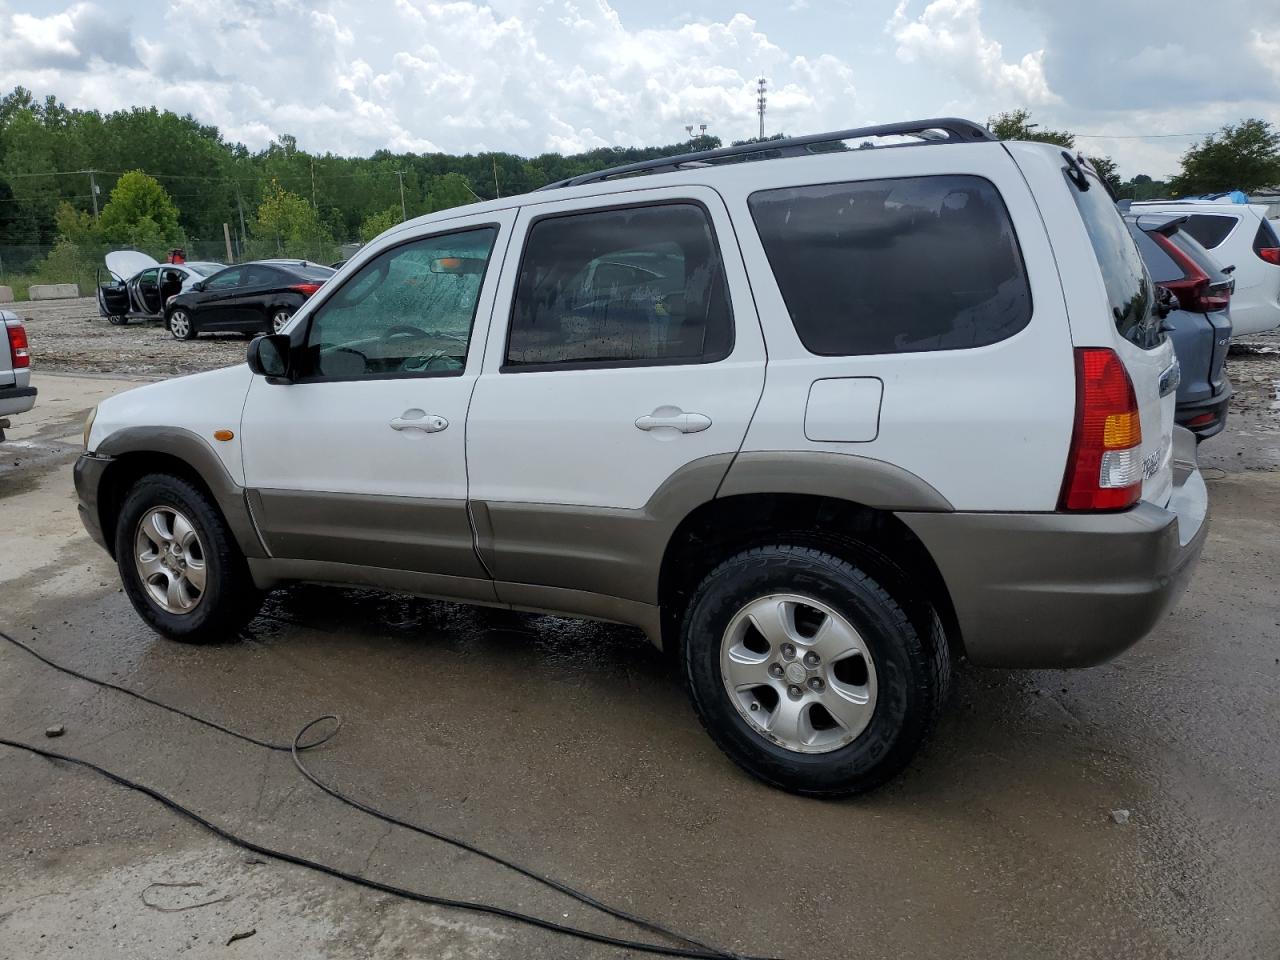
[2,85,1277,291]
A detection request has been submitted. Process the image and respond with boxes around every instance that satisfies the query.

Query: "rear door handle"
[635,409,712,434]
[390,409,448,433]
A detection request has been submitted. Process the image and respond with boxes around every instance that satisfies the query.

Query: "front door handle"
[390,409,448,433]
[635,407,712,434]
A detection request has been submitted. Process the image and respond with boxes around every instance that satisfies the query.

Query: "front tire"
[108,315,128,326]
[168,308,196,340]
[114,474,262,643]
[681,544,950,797]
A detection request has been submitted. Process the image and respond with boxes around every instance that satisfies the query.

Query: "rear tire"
[680,544,950,797]
[270,309,293,334]
[108,315,128,326]
[114,473,262,644]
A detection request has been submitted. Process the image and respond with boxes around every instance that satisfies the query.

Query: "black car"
[164,260,335,340]
[1125,213,1233,441]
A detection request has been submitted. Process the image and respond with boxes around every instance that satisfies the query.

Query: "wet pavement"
[1,368,1278,960]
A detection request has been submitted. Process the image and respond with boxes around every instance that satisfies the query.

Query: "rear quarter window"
[1069,176,1158,348]
[748,175,1032,355]
[1253,218,1279,255]
[1181,214,1238,250]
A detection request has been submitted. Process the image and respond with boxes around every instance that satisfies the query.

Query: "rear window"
[1169,230,1230,284]
[1069,175,1158,348]
[1180,214,1238,249]
[296,265,336,281]
[1127,225,1182,283]
[1253,218,1279,255]
[748,175,1032,356]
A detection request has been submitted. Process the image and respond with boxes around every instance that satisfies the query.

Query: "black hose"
[0,629,766,960]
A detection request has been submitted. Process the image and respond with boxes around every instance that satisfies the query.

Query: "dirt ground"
[13,297,249,377]
[0,337,1278,959]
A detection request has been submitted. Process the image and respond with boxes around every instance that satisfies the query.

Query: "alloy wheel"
[169,311,190,339]
[133,506,207,614]
[720,593,878,754]
[271,310,292,333]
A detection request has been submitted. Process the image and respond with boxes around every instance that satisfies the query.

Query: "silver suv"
[74,120,1208,795]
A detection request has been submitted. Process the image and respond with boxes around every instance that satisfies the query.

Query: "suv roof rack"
[536,117,995,191]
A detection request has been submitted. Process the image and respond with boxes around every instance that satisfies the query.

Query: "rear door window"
[747,175,1032,355]
[1069,176,1158,348]
[1180,214,1238,250]
[505,203,733,369]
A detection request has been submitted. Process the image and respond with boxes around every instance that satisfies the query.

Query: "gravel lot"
[15,296,249,377]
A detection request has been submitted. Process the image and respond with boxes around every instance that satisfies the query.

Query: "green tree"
[1085,155,1122,195]
[988,109,1074,148]
[1169,119,1280,195]
[97,170,184,251]
[360,204,402,242]
[424,173,477,213]
[251,180,334,259]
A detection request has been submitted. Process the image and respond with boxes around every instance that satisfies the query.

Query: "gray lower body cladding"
[899,438,1208,667]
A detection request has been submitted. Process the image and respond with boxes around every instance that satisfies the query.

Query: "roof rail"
[536,117,995,191]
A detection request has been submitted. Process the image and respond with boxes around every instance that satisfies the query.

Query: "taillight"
[1258,247,1280,265]
[6,321,29,369]
[290,283,322,297]
[1059,348,1143,512]
[1153,232,1230,312]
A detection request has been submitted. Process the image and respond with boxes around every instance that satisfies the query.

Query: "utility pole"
[492,156,501,199]
[310,158,318,210]
[235,186,248,242]
[757,77,768,141]
[396,170,407,221]
[223,222,234,264]
[88,170,100,221]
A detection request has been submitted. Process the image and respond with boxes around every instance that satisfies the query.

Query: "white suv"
[1131,199,1280,336]
[74,120,1208,795]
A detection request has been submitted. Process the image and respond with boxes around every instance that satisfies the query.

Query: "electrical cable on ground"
[0,628,769,960]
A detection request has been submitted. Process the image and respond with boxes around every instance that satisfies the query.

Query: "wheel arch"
[657,490,962,662]
[94,429,266,561]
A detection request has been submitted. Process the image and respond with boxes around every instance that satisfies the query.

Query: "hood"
[105,250,159,280]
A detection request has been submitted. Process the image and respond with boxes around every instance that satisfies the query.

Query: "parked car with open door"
[97,251,225,325]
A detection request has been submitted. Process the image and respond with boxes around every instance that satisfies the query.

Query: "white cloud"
[888,0,1056,106]
[0,0,864,155]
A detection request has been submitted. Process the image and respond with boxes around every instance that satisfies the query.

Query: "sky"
[1,0,1278,180]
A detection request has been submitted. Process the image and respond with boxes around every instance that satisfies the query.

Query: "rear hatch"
[1066,170,1175,506]
[1165,228,1233,394]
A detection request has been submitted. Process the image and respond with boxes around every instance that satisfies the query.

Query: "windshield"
[184,262,225,277]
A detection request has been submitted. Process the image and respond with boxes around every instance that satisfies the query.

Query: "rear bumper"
[899,427,1209,668]
[73,453,113,553]
[1176,378,1232,441]
[0,384,36,418]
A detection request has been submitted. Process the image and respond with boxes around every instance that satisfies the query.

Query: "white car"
[74,122,1208,796]
[0,310,34,440]
[1130,200,1280,336]
[96,251,226,325]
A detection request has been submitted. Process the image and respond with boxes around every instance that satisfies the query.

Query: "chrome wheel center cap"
[785,661,807,685]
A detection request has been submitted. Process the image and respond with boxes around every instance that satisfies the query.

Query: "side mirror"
[192,280,205,292]
[247,334,293,383]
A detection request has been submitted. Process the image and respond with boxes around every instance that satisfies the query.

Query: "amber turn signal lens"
[1102,411,1140,449]
[213,429,235,442]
